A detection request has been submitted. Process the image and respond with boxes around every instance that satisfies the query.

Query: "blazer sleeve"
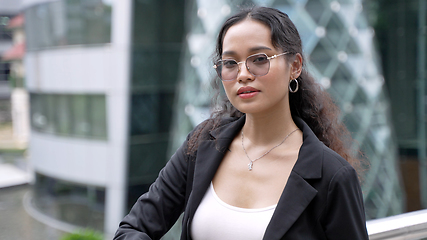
[113,136,191,240]
[322,165,369,240]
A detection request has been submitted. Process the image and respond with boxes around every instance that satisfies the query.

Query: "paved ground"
[0,185,66,240]
[0,123,180,240]
[0,123,65,240]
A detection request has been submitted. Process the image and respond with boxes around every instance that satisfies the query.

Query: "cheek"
[265,69,289,88]
[221,82,234,99]
[271,65,291,87]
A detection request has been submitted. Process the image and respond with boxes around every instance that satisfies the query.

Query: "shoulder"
[322,145,352,171]
[192,116,243,139]
[192,116,238,134]
[320,145,359,186]
[186,116,243,154]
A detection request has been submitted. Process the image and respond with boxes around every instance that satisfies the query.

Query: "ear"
[290,53,303,79]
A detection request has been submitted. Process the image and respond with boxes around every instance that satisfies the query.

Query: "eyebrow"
[222,46,273,56]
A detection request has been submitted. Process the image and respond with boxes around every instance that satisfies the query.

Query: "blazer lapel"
[263,172,318,239]
[186,116,245,224]
[263,117,324,239]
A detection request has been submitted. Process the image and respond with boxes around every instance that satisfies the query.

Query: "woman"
[114,6,368,240]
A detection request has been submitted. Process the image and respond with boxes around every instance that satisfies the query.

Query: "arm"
[322,165,369,240]
[114,138,191,240]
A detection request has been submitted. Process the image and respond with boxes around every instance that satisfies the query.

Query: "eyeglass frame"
[213,52,290,81]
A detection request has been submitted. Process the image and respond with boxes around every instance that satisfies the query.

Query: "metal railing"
[367,209,427,240]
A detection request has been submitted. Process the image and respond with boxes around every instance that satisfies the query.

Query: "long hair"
[187,6,361,173]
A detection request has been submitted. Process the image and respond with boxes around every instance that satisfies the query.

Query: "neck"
[243,110,298,146]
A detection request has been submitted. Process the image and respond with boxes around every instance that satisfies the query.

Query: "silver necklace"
[241,128,299,171]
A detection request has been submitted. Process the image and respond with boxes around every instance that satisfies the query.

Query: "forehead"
[222,19,274,55]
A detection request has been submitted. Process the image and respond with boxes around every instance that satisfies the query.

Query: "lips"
[237,86,260,99]
[237,86,260,95]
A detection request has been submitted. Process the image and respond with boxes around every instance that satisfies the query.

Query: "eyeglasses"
[213,52,289,81]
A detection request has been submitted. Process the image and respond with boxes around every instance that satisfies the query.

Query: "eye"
[250,54,268,65]
[222,59,238,69]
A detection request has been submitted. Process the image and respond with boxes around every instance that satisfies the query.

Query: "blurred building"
[2,13,29,146]
[22,0,415,238]
[0,0,23,123]
[368,0,427,211]
[22,0,185,237]
[23,0,120,235]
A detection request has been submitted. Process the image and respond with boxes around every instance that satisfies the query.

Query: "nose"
[237,61,254,82]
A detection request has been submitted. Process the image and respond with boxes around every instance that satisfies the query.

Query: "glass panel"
[331,64,352,83]
[129,92,175,136]
[325,13,346,48]
[158,92,175,133]
[131,49,161,87]
[346,38,361,54]
[130,93,158,135]
[127,141,169,211]
[128,141,169,183]
[161,50,182,85]
[45,94,56,134]
[89,95,108,139]
[55,95,71,135]
[352,87,368,106]
[25,0,112,51]
[305,0,324,24]
[33,173,105,231]
[0,16,12,40]
[310,41,331,74]
[30,94,44,131]
[0,62,10,81]
[132,0,185,45]
[29,93,107,140]
[66,0,112,45]
[71,95,89,137]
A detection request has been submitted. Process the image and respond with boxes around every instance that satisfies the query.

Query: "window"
[0,16,12,41]
[25,0,112,51]
[34,173,105,231]
[30,93,108,140]
[0,62,10,82]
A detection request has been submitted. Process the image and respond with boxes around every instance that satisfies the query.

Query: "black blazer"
[114,116,369,240]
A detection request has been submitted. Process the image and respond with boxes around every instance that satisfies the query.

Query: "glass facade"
[33,173,105,231]
[126,0,186,210]
[25,0,112,51]
[30,93,107,140]
[367,0,427,211]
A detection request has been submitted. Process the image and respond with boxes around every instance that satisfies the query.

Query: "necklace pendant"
[248,162,253,171]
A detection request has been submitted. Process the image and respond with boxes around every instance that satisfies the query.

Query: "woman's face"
[220,19,298,116]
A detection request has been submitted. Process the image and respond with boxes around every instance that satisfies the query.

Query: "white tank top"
[191,183,276,240]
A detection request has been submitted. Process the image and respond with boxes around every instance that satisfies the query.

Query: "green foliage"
[60,229,103,240]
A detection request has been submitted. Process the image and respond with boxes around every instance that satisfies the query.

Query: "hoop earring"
[289,79,299,93]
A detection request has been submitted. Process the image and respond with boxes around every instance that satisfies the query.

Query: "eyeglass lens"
[216,53,270,81]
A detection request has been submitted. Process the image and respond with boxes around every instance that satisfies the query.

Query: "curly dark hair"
[187,6,361,173]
